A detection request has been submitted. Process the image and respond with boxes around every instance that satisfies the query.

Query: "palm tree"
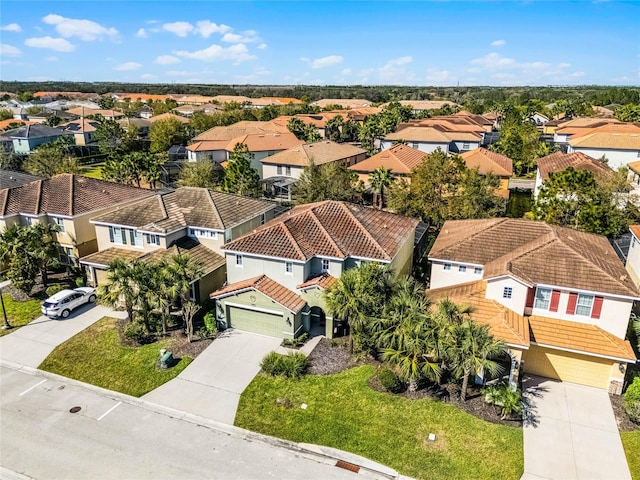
[447,320,506,401]
[99,259,140,321]
[369,167,395,209]
[166,254,204,331]
[432,299,474,376]
[29,222,61,288]
[153,259,177,335]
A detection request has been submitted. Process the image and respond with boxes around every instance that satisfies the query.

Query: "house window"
[285,166,292,176]
[463,142,470,150]
[24,217,33,226]
[575,294,594,316]
[145,234,160,246]
[285,262,293,275]
[129,229,143,247]
[277,165,282,175]
[52,217,65,233]
[321,259,330,272]
[458,265,467,273]
[260,213,266,225]
[443,263,452,272]
[534,288,552,310]
[188,228,218,239]
[109,226,127,245]
[474,266,482,275]
[503,287,513,299]
[59,246,75,265]
[235,254,243,267]
[189,283,197,301]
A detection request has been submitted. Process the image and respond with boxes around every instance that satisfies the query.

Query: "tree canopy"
[222,143,261,197]
[295,160,363,205]
[149,118,191,153]
[178,160,225,189]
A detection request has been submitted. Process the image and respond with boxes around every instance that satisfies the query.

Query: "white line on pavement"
[97,401,122,421]
[18,379,47,396]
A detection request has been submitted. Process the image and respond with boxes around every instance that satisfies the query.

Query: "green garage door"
[227,306,284,338]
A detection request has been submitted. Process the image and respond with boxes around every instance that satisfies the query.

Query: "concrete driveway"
[0,303,127,369]
[521,375,631,480]
[143,329,281,425]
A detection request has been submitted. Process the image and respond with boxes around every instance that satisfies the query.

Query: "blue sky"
[1,1,638,86]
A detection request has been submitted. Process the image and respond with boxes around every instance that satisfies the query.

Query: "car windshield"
[43,301,58,308]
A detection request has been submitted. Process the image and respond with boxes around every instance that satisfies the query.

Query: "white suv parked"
[41,287,97,318]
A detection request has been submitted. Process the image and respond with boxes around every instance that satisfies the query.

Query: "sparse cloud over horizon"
[1,23,22,32]
[115,61,142,71]
[24,36,75,52]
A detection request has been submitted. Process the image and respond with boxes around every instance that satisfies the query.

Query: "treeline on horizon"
[1,81,639,107]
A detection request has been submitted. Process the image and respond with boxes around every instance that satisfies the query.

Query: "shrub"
[624,376,640,424]
[377,366,406,393]
[483,382,524,419]
[260,351,308,379]
[75,276,86,288]
[45,284,66,297]
[123,321,146,344]
[281,332,310,348]
[203,311,217,334]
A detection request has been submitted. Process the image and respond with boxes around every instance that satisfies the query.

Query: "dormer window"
[321,259,330,272]
[285,262,293,275]
[52,217,65,233]
[235,254,243,267]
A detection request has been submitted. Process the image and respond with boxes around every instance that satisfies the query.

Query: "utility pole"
[1,286,12,330]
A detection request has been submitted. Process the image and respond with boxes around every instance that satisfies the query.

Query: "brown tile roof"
[116,93,176,102]
[226,132,304,153]
[176,95,216,105]
[250,97,303,106]
[223,201,418,262]
[210,275,306,313]
[312,99,372,109]
[211,95,253,104]
[349,144,426,175]
[60,118,100,133]
[147,112,189,124]
[537,151,612,181]
[192,120,289,142]
[630,225,640,240]
[528,315,636,362]
[0,174,152,217]
[65,107,124,118]
[263,141,365,167]
[390,100,458,111]
[569,123,640,150]
[186,140,228,152]
[460,148,513,177]
[90,187,274,233]
[297,273,337,290]
[80,237,225,275]
[429,218,639,297]
[385,127,481,143]
[427,281,530,347]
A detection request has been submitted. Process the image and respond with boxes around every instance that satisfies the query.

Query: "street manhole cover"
[69,406,81,413]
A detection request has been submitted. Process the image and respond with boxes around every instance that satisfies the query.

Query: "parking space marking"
[19,379,47,396]
[97,401,121,421]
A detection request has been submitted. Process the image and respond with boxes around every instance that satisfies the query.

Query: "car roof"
[46,289,77,302]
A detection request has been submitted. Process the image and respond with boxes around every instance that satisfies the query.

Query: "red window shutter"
[549,290,561,312]
[566,292,578,315]
[591,296,604,319]
[525,288,535,308]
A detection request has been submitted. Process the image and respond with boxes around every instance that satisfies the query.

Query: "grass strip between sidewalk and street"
[0,294,42,337]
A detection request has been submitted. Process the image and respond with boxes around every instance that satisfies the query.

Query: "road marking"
[97,401,122,421]
[19,379,47,396]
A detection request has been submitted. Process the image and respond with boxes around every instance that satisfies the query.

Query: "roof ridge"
[204,189,225,229]
[34,179,43,215]
[279,222,307,260]
[68,174,74,215]
[492,300,529,345]
[337,202,390,259]
[436,218,508,256]
[308,210,345,258]
[597,326,634,358]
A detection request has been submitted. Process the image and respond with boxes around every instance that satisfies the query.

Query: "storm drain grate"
[335,460,360,473]
[69,406,82,413]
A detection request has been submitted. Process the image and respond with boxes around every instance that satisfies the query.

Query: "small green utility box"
[160,350,173,369]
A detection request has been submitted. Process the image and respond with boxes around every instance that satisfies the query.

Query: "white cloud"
[162,21,194,37]
[24,36,75,52]
[471,52,516,69]
[115,61,142,71]
[45,55,58,62]
[491,39,506,47]
[221,32,260,44]
[137,28,147,38]
[235,66,271,82]
[0,44,22,57]
[141,73,158,80]
[174,43,256,63]
[341,68,352,75]
[378,56,414,83]
[195,20,231,37]
[257,43,267,50]
[165,70,193,76]
[426,68,453,85]
[154,55,180,65]
[42,14,118,41]
[1,23,22,32]
[311,55,343,69]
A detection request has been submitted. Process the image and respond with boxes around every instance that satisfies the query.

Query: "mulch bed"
[307,337,362,375]
[610,393,639,432]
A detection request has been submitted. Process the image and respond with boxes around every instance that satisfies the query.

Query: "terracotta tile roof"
[630,225,640,240]
[537,151,613,181]
[90,187,274,233]
[312,99,372,109]
[186,140,229,152]
[0,119,34,130]
[556,117,620,129]
[460,148,513,177]
[297,273,337,290]
[115,93,176,102]
[192,120,289,142]
[429,218,639,297]
[65,107,124,118]
[528,315,636,361]
[385,126,481,143]
[250,97,303,106]
[147,112,189,124]
[34,91,85,98]
[263,141,366,167]
[0,174,152,217]
[210,275,307,313]
[211,95,253,104]
[80,237,225,275]
[223,200,418,262]
[627,161,640,175]
[60,118,100,134]
[175,95,216,105]
[349,144,426,175]
[226,132,304,153]
[569,123,640,150]
[388,100,458,110]
[427,281,530,347]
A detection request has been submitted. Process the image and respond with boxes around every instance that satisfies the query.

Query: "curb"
[1,360,404,479]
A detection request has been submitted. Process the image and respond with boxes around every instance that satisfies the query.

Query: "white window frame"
[24,217,33,226]
[129,229,143,247]
[321,258,330,272]
[277,165,282,175]
[235,254,243,268]
[111,226,126,245]
[575,293,594,317]
[462,142,470,150]
[411,142,419,149]
[534,287,552,310]
[285,166,291,176]
[52,217,65,233]
[503,286,513,299]
[285,261,293,275]
[189,227,218,239]
[443,263,452,272]
[474,266,482,275]
[458,265,467,273]
[145,233,160,246]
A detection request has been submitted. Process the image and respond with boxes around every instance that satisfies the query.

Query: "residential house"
[228,133,304,177]
[534,151,613,198]
[381,100,458,115]
[211,200,419,339]
[80,187,277,300]
[210,95,253,105]
[0,174,153,265]
[312,99,372,109]
[0,124,72,154]
[0,171,43,189]
[59,118,101,146]
[459,148,513,198]
[65,107,124,120]
[552,117,620,146]
[271,113,344,138]
[147,112,190,124]
[529,112,550,127]
[625,225,640,289]
[567,123,640,169]
[381,126,481,154]
[427,218,638,393]
[175,95,216,106]
[348,144,425,184]
[117,117,150,136]
[248,97,303,108]
[114,93,176,103]
[172,103,222,117]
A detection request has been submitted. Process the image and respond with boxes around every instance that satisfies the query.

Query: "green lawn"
[0,294,43,337]
[622,431,640,479]
[81,163,104,180]
[235,365,523,480]
[39,317,192,397]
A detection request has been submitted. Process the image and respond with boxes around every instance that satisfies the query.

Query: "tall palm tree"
[153,259,177,335]
[432,299,474,376]
[447,320,506,401]
[29,222,61,287]
[369,167,395,209]
[99,259,140,321]
[165,254,204,331]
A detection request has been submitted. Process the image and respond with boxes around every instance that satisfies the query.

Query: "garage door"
[227,306,284,338]
[522,346,613,389]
